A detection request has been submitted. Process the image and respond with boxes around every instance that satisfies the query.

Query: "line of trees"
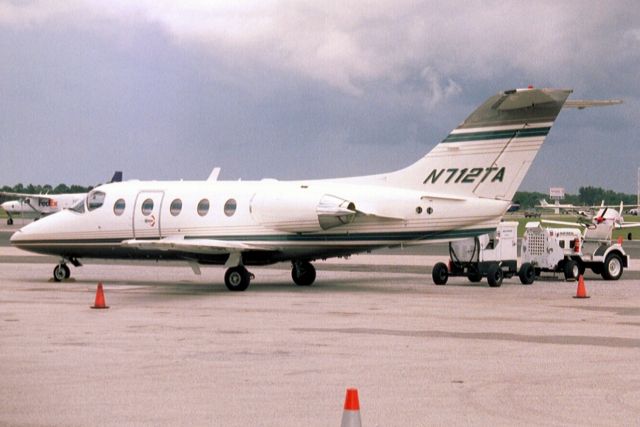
[514,187,637,209]
[1,183,94,194]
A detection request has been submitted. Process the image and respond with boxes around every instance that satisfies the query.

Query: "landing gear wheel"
[518,262,535,285]
[7,218,13,225]
[224,266,251,291]
[487,264,503,287]
[563,260,579,281]
[291,261,316,286]
[53,264,70,282]
[432,262,448,285]
[601,254,623,281]
[467,265,482,283]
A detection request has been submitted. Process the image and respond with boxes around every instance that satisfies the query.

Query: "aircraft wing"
[540,219,585,227]
[617,222,640,229]
[121,236,275,254]
[0,191,55,201]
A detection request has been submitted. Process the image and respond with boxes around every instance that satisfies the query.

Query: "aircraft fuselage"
[11,179,509,265]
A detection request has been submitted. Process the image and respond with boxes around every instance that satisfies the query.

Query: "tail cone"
[91,283,110,309]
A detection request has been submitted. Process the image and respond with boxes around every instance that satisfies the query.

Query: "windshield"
[69,198,85,213]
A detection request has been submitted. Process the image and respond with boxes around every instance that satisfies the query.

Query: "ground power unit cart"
[432,221,535,287]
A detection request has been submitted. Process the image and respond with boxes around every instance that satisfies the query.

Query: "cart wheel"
[467,265,482,283]
[518,262,535,285]
[563,260,579,280]
[487,264,503,287]
[432,262,449,285]
[601,253,623,281]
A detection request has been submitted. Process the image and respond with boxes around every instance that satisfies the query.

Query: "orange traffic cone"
[91,283,109,309]
[341,388,362,427]
[573,275,590,299]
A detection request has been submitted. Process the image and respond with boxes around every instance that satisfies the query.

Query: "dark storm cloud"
[0,1,638,192]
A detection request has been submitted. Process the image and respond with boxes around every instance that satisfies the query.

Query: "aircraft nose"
[9,229,23,243]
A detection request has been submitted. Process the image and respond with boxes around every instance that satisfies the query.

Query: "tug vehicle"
[521,205,640,280]
[432,222,535,287]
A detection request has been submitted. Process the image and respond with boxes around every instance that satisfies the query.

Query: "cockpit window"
[70,198,85,213]
[87,191,106,211]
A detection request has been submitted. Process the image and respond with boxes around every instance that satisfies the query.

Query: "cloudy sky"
[1,1,638,194]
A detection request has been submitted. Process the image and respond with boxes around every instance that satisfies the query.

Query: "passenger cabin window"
[224,199,237,217]
[141,198,154,216]
[197,199,210,216]
[87,191,106,211]
[113,199,126,216]
[170,199,182,216]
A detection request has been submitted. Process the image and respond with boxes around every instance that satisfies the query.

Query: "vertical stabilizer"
[386,88,572,201]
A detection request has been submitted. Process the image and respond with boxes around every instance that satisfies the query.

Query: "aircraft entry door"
[133,191,164,239]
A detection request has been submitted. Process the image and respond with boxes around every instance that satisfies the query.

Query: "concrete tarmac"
[1,254,640,426]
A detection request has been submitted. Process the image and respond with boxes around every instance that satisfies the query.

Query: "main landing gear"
[222,261,317,291]
[292,261,316,286]
[224,266,254,291]
[7,217,13,225]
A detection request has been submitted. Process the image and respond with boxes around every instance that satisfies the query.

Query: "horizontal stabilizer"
[563,99,623,109]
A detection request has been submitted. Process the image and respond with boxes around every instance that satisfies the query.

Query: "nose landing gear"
[53,263,71,282]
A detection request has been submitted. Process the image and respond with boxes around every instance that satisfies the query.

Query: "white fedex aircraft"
[1,172,122,225]
[11,88,573,291]
[1,193,86,225]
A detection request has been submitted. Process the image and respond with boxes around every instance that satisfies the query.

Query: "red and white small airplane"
[1,172,122,225]
[10,88,596,290]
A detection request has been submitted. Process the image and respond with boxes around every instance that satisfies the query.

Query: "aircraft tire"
[292,261,316,286]
[601,254,623,281]
[53,264,70,282]
[7,218,13,225]
[518,262,535,285]
[487,264,503,287]
[224,266,251,291]
[563,260,579,281]
[432,262,448,285]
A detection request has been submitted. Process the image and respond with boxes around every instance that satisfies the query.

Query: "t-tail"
[386,88,572,201]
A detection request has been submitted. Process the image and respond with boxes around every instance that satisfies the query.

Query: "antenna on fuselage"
[207,167,221,182]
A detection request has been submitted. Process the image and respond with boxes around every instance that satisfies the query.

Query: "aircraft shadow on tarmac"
[25,275,432,297]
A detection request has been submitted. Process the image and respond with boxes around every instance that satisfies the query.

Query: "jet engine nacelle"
[250,190,356,233]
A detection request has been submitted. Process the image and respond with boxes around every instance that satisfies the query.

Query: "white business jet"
[11,88,575,290]
[1,172,122,225]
